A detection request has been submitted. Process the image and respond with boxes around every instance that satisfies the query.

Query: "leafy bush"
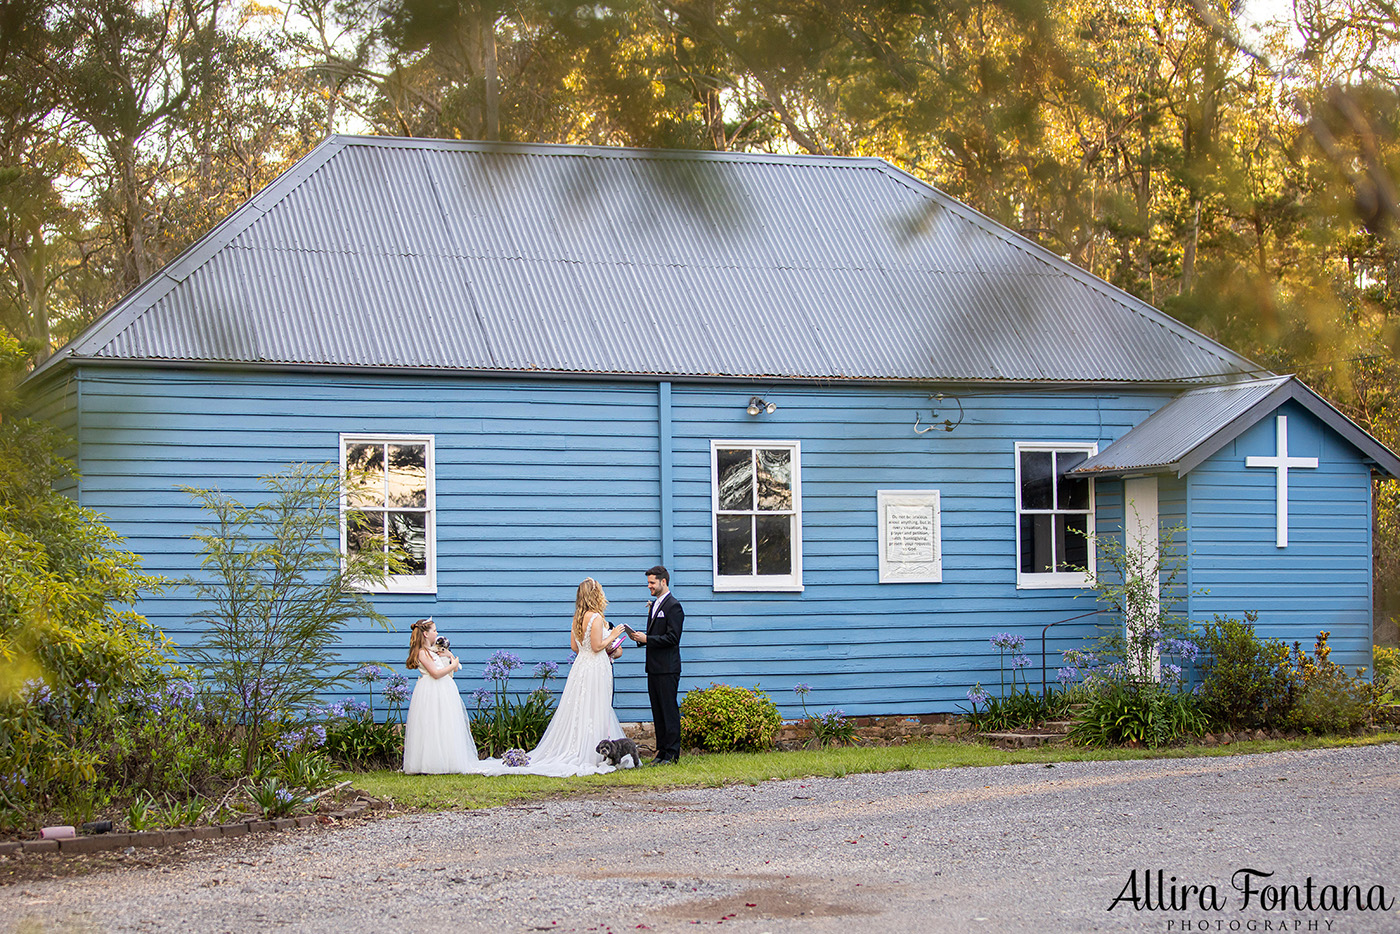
[966,686,1075,731]
[1196,613,1295,730]
[1069,682,1208,747]
[473,687,555,757]
[808,708,857,747]
[680,683,781,752]
[183,462,395,771]
[471,653,560,757]
[322,699,402,770]
[791,683,857,747]
[1285,632,1383,734]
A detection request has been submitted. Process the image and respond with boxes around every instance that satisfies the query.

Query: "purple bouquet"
[502,748,530,768]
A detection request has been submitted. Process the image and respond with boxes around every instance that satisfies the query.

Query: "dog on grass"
[595,737,641,768]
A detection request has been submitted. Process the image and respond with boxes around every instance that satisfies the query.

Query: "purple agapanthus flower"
[1012,654,1032,670]
[353,664,387,684]
[793,682,812,697]
[990,632,1026,651]
[533,661,559,681]
[966,684,990,706]
[383,675,410,706]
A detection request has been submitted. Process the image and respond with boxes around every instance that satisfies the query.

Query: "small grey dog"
[596,737,640,768]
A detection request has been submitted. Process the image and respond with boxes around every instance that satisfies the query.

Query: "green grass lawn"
[349,732,1400,812]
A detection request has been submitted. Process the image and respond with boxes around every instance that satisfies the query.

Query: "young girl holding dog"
[401,618,490,774]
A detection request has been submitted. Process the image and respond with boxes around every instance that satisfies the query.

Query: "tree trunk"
[1182,198,1201,293]
[481,10,498,141]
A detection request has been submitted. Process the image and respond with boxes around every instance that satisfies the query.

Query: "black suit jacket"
[644,592,684,675]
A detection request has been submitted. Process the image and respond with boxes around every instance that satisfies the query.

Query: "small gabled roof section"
[31,135,1267,385]
[1072,376,1400,479]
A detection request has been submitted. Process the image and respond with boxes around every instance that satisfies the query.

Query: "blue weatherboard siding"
[1188,401,1374,671]
[59,366,1193,719]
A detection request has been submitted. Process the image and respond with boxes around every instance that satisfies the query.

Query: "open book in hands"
[607,625,638,654]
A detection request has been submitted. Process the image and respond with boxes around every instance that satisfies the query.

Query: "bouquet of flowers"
[502,748,530,768]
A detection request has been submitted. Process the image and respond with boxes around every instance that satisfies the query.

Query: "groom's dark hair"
[646,565,670,583]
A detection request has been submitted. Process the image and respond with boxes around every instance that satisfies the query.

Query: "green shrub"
[1069,682,1207,747]
[1196,613,1295,730]
[471,687,555,757]
[183,462,398,772]
[1373,645,1400,692]
[1285,632,1383,734]
[322,700,402,770]
[680,683,781,752]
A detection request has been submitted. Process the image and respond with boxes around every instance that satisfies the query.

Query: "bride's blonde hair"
[572,578,608,643]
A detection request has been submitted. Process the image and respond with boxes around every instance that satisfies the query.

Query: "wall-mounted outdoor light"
[746,396,777,416]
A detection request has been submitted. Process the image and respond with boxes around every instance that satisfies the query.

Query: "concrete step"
[1040,720,1076,732]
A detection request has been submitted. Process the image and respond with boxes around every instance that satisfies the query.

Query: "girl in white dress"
[401,618,491,774]
[481,578,630,777]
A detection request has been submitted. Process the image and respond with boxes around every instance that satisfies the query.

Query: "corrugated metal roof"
[1072,376,1400,479]
[36,136,1268,383]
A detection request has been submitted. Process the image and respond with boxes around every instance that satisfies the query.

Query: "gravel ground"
[3,744,1398,934]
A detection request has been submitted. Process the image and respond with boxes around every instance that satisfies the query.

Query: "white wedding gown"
[402,653,493,774]
[479,612,627,777]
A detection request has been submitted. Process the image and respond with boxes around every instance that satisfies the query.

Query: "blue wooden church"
[23,136,1400,719]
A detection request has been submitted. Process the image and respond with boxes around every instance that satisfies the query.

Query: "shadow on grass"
[351,733,1400,812]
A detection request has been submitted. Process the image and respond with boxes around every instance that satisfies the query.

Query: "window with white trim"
[711,441,803,591]
[1015,442,1096,589]
[341,435,436,593]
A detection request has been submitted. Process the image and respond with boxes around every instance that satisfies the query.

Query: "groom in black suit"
[628,565,683,764]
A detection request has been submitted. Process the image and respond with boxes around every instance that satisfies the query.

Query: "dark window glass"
[1020,513,1055,574]
[716,448,753,511]
[755,515,792,575]
[388,512,428,575]
[1057,451,1090,510]
[1061,513,1089,571]
[716,515,751,576]
[1020,451,1053,510]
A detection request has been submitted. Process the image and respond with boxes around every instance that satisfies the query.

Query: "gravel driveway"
[4,744,1398,933]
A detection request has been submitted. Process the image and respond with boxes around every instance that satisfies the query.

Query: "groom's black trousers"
[648,672,681,761]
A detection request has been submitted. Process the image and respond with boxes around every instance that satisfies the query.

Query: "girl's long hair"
[406,618,434,669]
[572,578,608,644]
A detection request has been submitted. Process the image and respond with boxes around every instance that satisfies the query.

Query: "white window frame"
[340,433,437,595]
[1014,441,1097,590]
[710,440,804,592]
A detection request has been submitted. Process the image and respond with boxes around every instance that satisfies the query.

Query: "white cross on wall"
[1244,415,1318,548]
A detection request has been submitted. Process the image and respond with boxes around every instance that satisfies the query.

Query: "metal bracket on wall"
[914,393,964,434]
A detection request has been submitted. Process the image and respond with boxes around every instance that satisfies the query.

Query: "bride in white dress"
[401,618,492,774]
[481,578,630,777]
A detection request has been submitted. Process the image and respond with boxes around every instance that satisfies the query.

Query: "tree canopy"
[5,0,1400,623]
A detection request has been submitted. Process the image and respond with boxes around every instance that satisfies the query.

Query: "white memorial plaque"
[878,490,943,583]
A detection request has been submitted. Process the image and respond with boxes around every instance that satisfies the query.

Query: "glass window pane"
[1060,513,1089,571]
[1020,451,1053,510]
[387,444,428,508]
[346,510,383,558]
[1057,451,1090,510]
[345,442,385,508]
[717,514,752,576]
[1021,513,1055,574]
[755,449,792,511]
[388,511,428,575]
[716,448,754,511]
[755,514,792,575]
